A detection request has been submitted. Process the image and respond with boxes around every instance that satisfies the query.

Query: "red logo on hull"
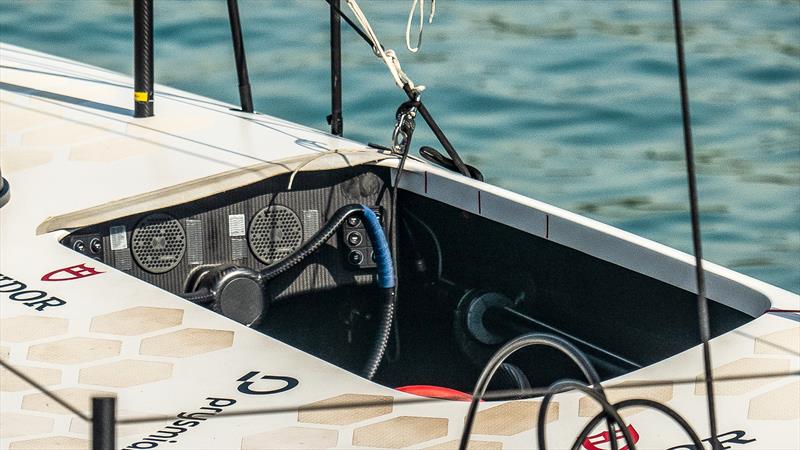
[583,424,640,450]
[41,264,103,282]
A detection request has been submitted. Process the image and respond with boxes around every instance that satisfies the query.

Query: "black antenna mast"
[328,0,344,135]
[227,0,254,113]
[133,0,154,118]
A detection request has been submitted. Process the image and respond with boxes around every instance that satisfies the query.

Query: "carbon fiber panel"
[66,166,393,301]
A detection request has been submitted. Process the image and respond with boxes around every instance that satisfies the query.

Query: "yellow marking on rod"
[134,91,149,102]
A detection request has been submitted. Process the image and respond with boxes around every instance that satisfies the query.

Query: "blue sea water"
[1,1,798,293]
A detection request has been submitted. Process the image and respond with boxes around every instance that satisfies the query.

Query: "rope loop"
[345,0,424,94]
[406,0,436,53]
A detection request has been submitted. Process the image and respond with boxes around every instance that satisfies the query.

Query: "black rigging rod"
[133,0,154,118]
[91,397,116,450]
[671,0,719,444]
[320,0,475,179]
[328,0,344,135]
[226,0,254,113]
[402,85,471,178]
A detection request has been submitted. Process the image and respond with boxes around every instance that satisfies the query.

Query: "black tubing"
[359,206,397,379]
[361,206,395,289]
[260,203,396,380]
[261,204,363,281]
[460,333,604,450]
[572,399,704,450]
[538,380,635,450]
[180,289,215,304]
[363,287,396,380]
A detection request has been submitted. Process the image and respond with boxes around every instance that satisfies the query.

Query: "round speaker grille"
[131,213,186,273]
[248,205,303,265]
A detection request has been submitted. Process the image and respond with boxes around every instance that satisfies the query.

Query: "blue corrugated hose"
[360,205,395,289]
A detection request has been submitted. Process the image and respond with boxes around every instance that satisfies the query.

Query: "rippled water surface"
[2,1,798,292]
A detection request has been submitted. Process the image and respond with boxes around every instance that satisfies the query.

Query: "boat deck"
[1,43,798,450]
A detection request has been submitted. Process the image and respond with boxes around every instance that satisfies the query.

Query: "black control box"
[341,206,384,269]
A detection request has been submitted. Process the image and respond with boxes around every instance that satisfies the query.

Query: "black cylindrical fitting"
[133,0,154,117]
[329,0,343,135]
[91,396,116,450]
[227,0,254,113]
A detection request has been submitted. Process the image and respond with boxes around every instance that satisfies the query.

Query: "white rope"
[346,0,425,94]
[287,149,350,190]
[286,148,393,190]
[406,0,436,53]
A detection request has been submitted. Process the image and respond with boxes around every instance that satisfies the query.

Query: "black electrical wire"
[457,333,708,450]
[360,205,397,380]
[386,193,403,365]
[399,215,426,274]
[378,99,420,368]
[672,0,719,441]
[0,166,10,208]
